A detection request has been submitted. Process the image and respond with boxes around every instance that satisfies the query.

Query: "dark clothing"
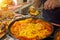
[41,0,60,40]
[42,0,60,24]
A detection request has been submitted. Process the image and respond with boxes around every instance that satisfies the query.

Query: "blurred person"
[31,0,60,40]
[32,0,60,24]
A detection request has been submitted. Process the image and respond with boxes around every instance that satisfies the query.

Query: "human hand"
[44,0,59,10]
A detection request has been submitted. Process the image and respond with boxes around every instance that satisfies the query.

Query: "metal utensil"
[8,17,53,40]
[29,4,43,19]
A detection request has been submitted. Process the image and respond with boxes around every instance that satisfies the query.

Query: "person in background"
[33,0,60,25]
[31,0,60,40]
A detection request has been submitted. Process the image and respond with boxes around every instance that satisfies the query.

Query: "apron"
[42,0,60,24]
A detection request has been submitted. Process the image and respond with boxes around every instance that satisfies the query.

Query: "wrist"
[57,0,60,7]
[32,5,39,9]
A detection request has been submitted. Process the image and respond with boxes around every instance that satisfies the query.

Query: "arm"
[32,0,41,9]
[44,0,60,10]
[57,0,60,7]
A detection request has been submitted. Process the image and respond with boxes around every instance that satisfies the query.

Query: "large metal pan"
[8,17,53,40]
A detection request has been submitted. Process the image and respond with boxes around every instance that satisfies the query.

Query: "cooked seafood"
[10,18,52,40]
[3,11,15,19]
[0,11,15,21]
[0,22,6,38]
[0,0,13,10]
[0,32,6,38]
[0,22,5,33]
[0,12,2,17]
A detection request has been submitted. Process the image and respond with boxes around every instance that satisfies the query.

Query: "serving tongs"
[28,4,60,27]
[29,4,43,19]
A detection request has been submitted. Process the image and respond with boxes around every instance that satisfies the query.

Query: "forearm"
[57,0,60,7]
[47,0,60,7]
[33,0,41,8]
